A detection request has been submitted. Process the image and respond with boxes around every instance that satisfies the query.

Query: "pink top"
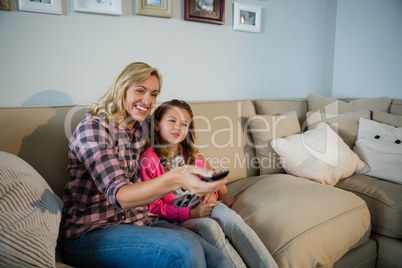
[140,147,216,222]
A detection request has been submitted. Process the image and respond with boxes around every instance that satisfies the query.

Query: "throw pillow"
[307,93,391,114]
[353,118,402,184]
[247,111,301,174]
[306,110,370,149]
[372,110,402,127]
[271,122,368,185]
[0,151,63,267]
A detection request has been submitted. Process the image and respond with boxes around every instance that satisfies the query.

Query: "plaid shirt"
[61,113,158,239]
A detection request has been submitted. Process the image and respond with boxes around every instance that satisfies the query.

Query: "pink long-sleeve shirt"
[140,147,216,222]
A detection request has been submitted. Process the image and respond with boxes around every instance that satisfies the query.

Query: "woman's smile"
[124,74,160,124]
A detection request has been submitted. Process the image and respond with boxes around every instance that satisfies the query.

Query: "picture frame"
[0,0,11,11]
[184,0,225,25]
[74,0,122,15]
[135,0,172,18]
[18,0,62,15]
[233,2,262,33]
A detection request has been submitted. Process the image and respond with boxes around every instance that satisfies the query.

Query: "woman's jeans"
[61,221,232,268]
[179,202,279,268]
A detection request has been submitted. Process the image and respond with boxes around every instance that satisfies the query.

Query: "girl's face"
[156,107,191,147]
[124,75,160,124]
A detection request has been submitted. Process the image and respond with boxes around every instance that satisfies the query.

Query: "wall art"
[184,0,225,25]
[74,0,121,15]
[233,2,262,33]
[0,0,11,11]
[18,0,62,15]
[135,0,172,18]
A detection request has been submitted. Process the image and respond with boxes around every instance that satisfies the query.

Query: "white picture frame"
[74,0,122,15]
[135,0,172,18]
[233,2,262,33]
[18,0,62,15]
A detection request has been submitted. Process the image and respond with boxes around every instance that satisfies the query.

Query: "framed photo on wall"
[18,0,62,15]
[0,0,11,11]
[135,0,172,18]
[74,0,122,15]
[184,0,225,25]
[233,2,262,33]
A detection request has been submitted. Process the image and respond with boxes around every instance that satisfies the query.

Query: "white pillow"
[271,122,368,185]
[354,118,402,184]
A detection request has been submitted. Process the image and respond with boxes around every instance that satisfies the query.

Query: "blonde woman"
[60,62,230,268]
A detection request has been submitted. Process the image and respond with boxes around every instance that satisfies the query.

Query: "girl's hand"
[218,191,235,208]
[171,165,227,194]
[217,184,235,208]
[189,202,217,218]
[199,192,217,204]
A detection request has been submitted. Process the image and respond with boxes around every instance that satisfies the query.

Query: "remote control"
[207,170,229,181]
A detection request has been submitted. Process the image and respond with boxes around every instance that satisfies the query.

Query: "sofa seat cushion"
[0,151,63,268]
[370,233,402,268]
[231,174,371,268]
[336,174,402,239]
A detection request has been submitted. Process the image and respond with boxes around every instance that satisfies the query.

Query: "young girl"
[140,99,278,268]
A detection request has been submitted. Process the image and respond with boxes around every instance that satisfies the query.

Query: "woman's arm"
[197,153,235,208]
[116,166,225,209]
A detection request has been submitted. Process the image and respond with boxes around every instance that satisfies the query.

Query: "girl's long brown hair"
[144,99,197,172]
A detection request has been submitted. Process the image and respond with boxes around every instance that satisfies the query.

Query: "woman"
[60,62,231,268]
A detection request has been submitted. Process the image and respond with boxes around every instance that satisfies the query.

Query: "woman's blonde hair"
[88,62,162,123]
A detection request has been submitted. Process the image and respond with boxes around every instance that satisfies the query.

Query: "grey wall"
[0,0,401,107]
[333,0,402,98]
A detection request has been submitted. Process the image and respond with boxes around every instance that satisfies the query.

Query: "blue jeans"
[61,221,232,268]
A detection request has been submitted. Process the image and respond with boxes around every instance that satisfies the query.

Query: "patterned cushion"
[0,151,63,267]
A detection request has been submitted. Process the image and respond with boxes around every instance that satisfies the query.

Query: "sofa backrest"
[189,100,259,182]
[390,99,402,114]
[253,98,402,127]
[0,100,260,197]
[0,105,87,197]
[1,97,401,198]
[253,98,308,128]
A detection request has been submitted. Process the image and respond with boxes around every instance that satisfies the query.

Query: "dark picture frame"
[0,0,11,11]
[184,0,225,25]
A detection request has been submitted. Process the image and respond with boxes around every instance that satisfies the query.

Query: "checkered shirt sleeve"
[61,114,158,239]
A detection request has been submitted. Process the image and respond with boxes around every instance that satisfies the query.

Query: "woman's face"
[156,107,191,147]
[124,75,160,123]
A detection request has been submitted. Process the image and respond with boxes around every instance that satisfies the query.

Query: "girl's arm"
[139,155,192,222]
[148,197,192,222]
[116,165,224,209]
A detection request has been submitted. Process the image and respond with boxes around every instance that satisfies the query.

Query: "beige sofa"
[0,94,401,268]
